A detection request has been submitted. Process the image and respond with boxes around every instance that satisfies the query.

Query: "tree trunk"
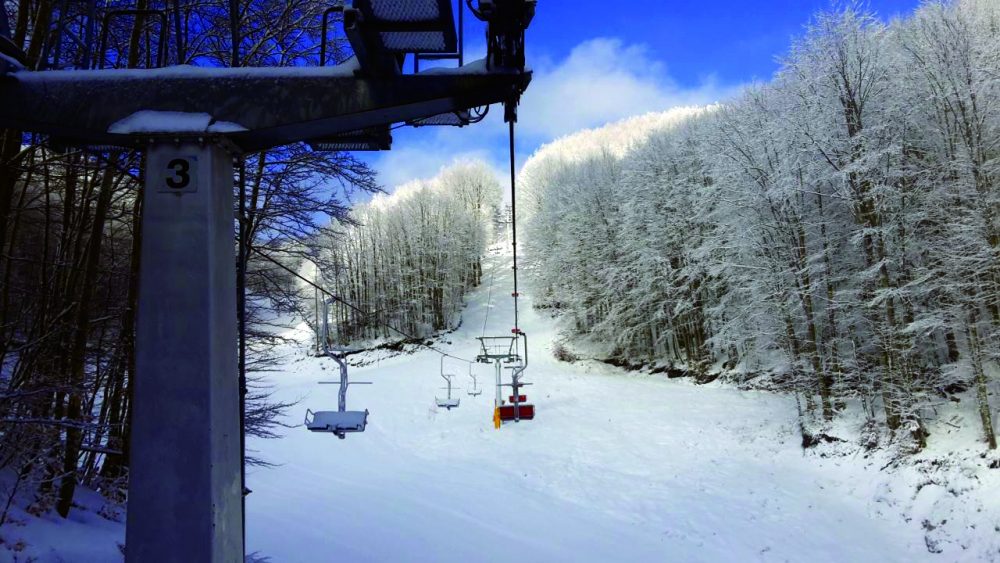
[56,160,117,517]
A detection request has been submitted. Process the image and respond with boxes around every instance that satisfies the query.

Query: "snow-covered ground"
[0,484,124,562]
[4,247,999,561]
[242,248,997,562]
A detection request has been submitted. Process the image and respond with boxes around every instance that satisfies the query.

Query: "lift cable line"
[509,119,520,338]
[248,243,478,366]
[479,99,535,429]
[481,249,498,337]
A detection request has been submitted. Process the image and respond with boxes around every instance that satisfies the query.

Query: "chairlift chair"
[477,333,535,425]
[305,300,371,438]
[467,364,482,396]
[435,356,461,409]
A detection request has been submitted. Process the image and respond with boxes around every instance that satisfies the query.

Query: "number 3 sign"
[160,156,198,193]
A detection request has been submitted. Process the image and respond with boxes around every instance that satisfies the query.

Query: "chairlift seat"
[436,397,460,409]
[305,409,369,436]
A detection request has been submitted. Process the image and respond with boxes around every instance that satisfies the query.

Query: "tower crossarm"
[0,63,530,152]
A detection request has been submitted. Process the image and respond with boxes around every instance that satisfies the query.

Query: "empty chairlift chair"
[306,301,371,438]
[467,364,482,396]
[436,356,461,410]
[305,349,371,438]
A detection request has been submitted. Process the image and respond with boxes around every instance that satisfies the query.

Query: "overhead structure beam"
[0,66,529,152]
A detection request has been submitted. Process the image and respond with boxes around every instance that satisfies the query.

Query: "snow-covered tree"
[315,161,501,344]
[517,1,1000,452]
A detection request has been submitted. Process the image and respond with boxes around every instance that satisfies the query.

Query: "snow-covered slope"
[242,246,972,563]
[0,484,124,562]
[6,245,997,562]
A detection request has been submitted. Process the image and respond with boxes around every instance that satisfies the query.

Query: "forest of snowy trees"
[311,161,501,344]
[519,0,1000,451]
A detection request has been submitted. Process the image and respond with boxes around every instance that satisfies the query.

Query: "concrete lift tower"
[0,1,533,560]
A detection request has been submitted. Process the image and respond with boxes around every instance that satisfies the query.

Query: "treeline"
[0,0,375,523]
[520,1,1000,451]
[314,161,501,344]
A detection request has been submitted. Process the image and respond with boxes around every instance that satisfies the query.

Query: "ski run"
[7,245,998,562]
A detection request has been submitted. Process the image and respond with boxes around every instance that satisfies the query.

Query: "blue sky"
[362,0,921,191]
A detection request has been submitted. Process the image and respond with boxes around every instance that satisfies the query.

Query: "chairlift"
[477,333,535,426]
[435,356,461,409]
[467,364,482,396]
[305,299,371,439]
[305,347,372,438]
[497,353,533,422]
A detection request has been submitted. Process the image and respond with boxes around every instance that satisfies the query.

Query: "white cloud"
[519,37,740,139]
[370,142,505,190]
[366,36,743,193]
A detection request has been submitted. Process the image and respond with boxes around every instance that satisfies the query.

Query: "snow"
[0,479,124,562]
[239,246,973,562]
[11,55,523,84]
[107,111,248,134]
[419,58,531,76]
[5,246,999,561]
[14,58,361,84]
[0,53,24,73]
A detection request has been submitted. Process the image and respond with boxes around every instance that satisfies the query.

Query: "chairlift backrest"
[436,355,461,408]
[467,364,482,396]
